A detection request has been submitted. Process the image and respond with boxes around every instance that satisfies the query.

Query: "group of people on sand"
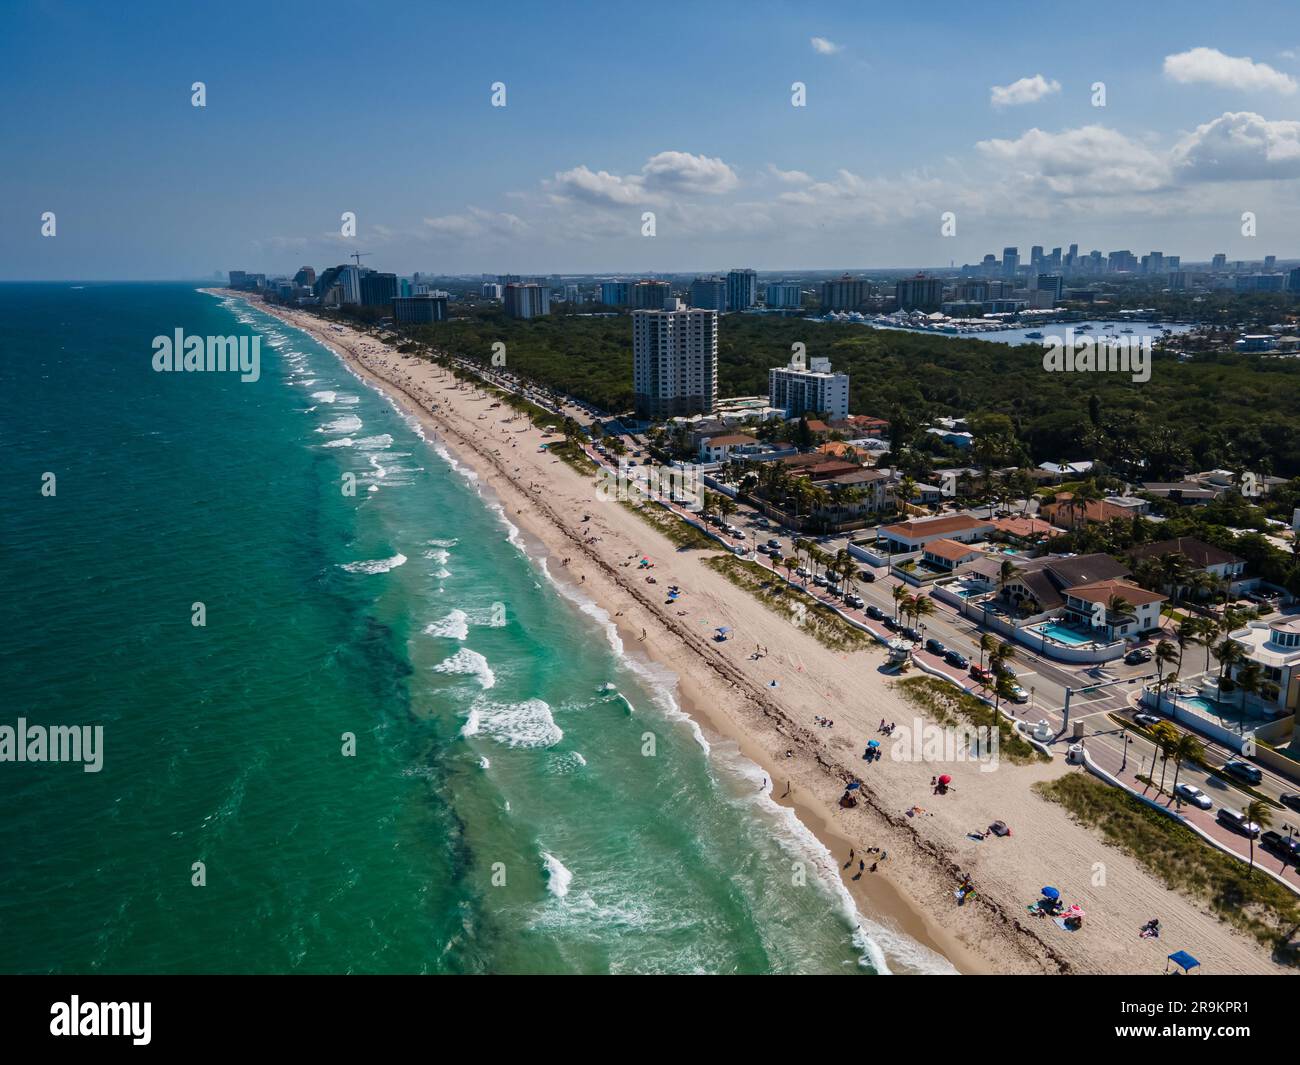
[814,716,834,728]
[877,719,897,735]
[844,846,888,876]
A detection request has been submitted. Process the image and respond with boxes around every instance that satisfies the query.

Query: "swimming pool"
[1029,621,1098,647]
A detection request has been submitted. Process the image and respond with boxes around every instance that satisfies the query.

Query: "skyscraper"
[820,274,871,311]
[726,268,757,312]
[769,357,849,421]
[503,282,550,319]
[689,277,727,311]
[1001,247,1019,278]
[631,280,672,310]
[359,271,397,308]
[765,282,803,308]
[632,299,718,420]
[894,274,944,311]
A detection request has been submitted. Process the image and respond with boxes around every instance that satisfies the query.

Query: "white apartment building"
[632,299,718,420]
[768,357,849,421]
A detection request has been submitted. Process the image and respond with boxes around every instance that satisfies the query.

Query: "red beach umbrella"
[938,774,952,785]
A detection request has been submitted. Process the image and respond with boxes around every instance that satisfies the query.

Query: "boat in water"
[1025,331,1044,339]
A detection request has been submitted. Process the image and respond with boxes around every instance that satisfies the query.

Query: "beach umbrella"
[866,740,880,749]
[716,626,732,635]
[1064,904,1086,917]
[1166,950,1200,974]
[1041,886,1060,900]
[846,781,861,790]
[938,774,952,785]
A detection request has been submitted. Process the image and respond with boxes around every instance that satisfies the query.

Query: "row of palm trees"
[1145,720,1275,874]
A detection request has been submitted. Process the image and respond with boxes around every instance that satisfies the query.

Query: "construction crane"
[350,251,370,268]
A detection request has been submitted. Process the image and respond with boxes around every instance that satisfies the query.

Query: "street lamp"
[1120,733,1134,773]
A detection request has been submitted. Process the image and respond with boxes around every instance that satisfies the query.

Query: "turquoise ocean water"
[0,283,951,974]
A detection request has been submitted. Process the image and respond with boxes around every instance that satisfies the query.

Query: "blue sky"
[4,0,1300,278]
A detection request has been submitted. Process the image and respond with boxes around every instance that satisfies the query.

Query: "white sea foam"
[478,755,490,769]
[354,434,393,450]
[466,697,561,748]
[316,414,363,435]
[338,553,407,574]
[322,438,354,449]
[434,649,495,689]
[311,390,338,403]
[541,852,573,897]
[425,609,469,640]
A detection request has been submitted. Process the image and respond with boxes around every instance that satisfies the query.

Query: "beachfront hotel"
[632,299,718,420]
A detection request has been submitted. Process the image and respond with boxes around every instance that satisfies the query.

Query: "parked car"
[1216,807,1261,837]
[994,663,1017,678]
[1008,684,1030,703]
[925,638,946,656]
[1222,760,1263,786]
[767,538,781,550]
[1174,782,1212,810]
[846,594,864,609]
[795,567,811,579]
[859,570,876,583]
[902,627,922,642]
[757,543,772,555]
[1125,648,1153,665]
[883,616,901,632]
[1280,793,1300,813]
[944,650,969,670]
[1261,831,1300,862]
[970,665,994,684]
[813,574,828,587]
[1133,713,1161,728]
[866,604,884,621]
[731,529,746,540]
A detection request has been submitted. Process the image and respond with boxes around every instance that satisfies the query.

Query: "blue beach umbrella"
[846,781,861,790]
[1041,886,1060,900]
[866,740,880,749]
[1166,950,1200,974]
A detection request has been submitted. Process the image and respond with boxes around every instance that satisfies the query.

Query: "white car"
[1174,783,1212,810]
[1008,684,1030,704]
[795,567,811,579]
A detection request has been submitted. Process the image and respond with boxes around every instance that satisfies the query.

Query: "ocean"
[0,283,951,975]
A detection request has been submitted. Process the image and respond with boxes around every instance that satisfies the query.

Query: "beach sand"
[210,291,1287,976]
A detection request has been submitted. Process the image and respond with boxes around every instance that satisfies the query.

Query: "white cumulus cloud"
[990,74,1061,107]
[1163,47,1297,94]
[976,125,1169,195]
[546,151,738,206]
[810,36,841,55]
[1172,111,1300,180]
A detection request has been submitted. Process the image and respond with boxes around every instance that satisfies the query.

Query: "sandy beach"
[210,290,1288,976]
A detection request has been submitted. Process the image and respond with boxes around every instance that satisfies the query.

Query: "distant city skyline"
[5,0,1300,279]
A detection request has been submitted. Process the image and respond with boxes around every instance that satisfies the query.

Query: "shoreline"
[205,289,1287,977]
[211,289,984,972]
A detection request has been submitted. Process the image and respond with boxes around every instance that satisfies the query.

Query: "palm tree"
[898,475,917,514]
[1169,732,1204,797]
[912,596,936,627]
[1215,637,1245,684]
[891,583,908,621]
[1175,616,1204,674]
[978,633,997,671]
[1104,593,1137,639]
[1150,722,1180,794]
[717,493,736,526]
[1236,661,1264,730]
[992,674,1016,730]
[1153,640,1178,711]
[1243,800,1274,876]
